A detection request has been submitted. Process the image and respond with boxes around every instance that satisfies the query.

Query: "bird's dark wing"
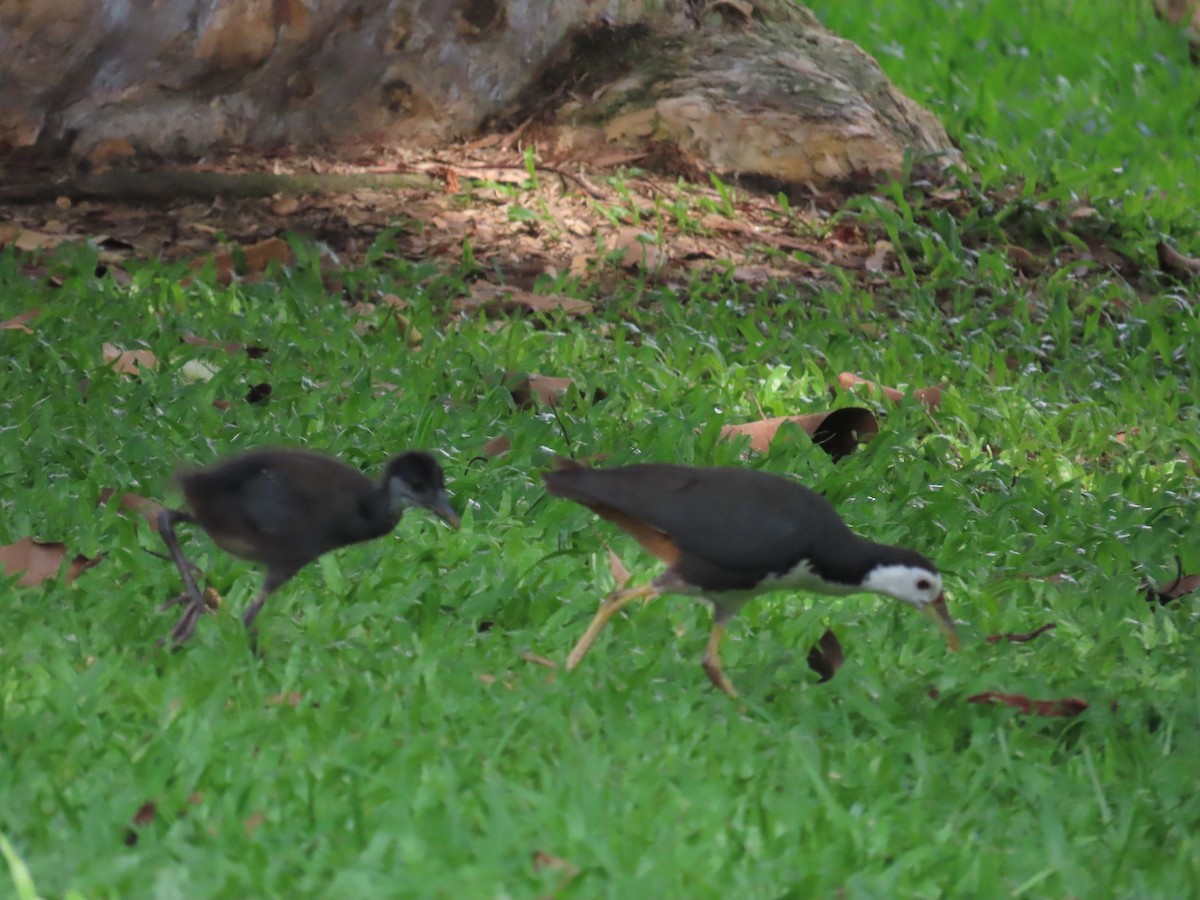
[182,451,374,542]
[544,463,849,574]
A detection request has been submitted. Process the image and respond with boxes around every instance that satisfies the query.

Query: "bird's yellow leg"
[700,620,739,698]
[566,583,660,671]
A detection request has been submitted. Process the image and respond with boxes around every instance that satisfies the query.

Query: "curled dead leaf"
[836,372,942,410]
[243,811,266,837]
[1156,240,1200,278]
[480,436,512,458]
[614,228,667,271]
[456,282,593,317]
[265,692,304,707]
[102,342,158,377]
[519,650,558,670]
[863,240,893,273]
[719,407,879,461]
[1,308,39,333]
[1144,557,1200,606]
[98,488,165,532]
[985,622,1056,644]
[205,236,292,286]
[532,849,581,897]
[806,629,844,683]
[967,691,1089,717]
[0,537,101,586]
[124,800,158,846]
[506,372,576,409]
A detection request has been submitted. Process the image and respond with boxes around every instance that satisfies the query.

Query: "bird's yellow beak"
[921,593,961,651]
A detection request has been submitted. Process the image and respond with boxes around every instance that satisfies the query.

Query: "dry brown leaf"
[532,849,581,899]
[1144,557,1200,606]
[985,623,1057,644]
[270,195,301,216]
[836,372,942,410]
[478,673,497,685]
[719,407,879,461]
[265,692,304,707]
[1006,245,1041,277]
[967,691,1088,718]
[863,240,893,273]
[243,811,266,837]
[506,372,574,409]
[124,800,158,846]
[614,228,667,271]
[519,650,558,670]
[0,537,100,586]
[456,282,593,317]
[806,629,844,683]
[102,342,158,377]
[98,488,165,531]
[207,236,292,285]
[1,308,39,333]
[0,228,68,252]
[480,436,512,458]
[1156,240,1200,278]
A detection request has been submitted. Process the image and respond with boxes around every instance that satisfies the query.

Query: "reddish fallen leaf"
[243,811,267,837]
[0,308,39,333]
[863,240,893,273]
[836,372,942,410]
[985,622,1057,644]
[1156,240,1200,278]
[0,537,100,586]
[455,283,593,317]
[123,800,158,846]
[506,372,575,409]
[1015,572,1068,583]
[181,334,268,357]
[98,488,165,531]
[265,692,304,707]
[806,629,844,683]
[131,800,157,825]
[967,691,1089,717]
[532,849,581,898]
[102,342,158,377]
[203,236,292,286]
[720,407,878,461]
[1144,557,1200,606]
[519,650,558,670]
[480,436,512,458]
[614,228,667,271]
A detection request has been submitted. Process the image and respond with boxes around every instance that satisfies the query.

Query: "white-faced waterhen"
[158,449,460,645]
[543,458,960,697]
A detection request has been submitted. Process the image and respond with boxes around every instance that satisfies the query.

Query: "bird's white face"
[862,564,943,607]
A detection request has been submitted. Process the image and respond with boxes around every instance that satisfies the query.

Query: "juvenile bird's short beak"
[428,491,461,529]
[921,593,961,651]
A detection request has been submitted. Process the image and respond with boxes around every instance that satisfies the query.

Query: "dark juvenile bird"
[158,449,460,645]
[543,458,960,697]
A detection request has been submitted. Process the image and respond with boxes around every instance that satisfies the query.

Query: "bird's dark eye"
[917,578,932,590]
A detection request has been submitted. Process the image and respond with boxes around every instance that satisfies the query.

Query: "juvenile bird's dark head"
[384,451,460,528]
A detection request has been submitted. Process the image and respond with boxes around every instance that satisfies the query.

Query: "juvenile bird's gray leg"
[157,508,211,646]
[241,565,299,648]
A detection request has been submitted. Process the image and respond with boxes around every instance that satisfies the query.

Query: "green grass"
[806,0,1200,243]
[4,2,1200,897]
[2,231,1198,897]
